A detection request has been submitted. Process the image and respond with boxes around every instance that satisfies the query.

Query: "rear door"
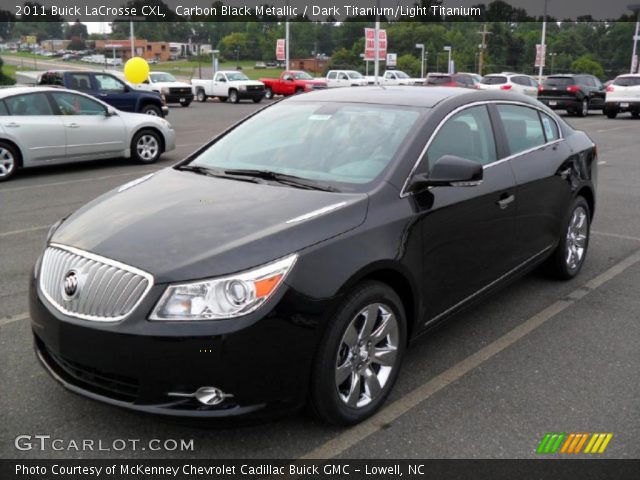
[493,103,572,262]
[1,92,66,163]
[412,104,518,320]
[49,91,127,160]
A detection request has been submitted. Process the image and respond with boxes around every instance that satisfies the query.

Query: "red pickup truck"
[260,70,327,99]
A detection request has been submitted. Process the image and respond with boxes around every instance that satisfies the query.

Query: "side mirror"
[105,107,117,117]
[407,155,483,193]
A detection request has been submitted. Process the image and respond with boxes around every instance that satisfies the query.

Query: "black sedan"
[30,87,597,425]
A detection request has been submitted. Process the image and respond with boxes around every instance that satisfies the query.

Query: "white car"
[325,70,368,87]
[366,70,423,86]
[191,71,266,104]
[604,74,640,119]
[477,73,539,97]
[135,71,194,107]
[0,87,175,182]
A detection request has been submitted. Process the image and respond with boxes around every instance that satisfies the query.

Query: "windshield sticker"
[542,117,554,139]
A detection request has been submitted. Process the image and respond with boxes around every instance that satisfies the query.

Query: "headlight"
[45,217,66,244]
[239,85,247,91]
[149,254,297,321]
[160,86,170,94]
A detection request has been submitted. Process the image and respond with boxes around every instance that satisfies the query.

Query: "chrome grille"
[169,87,192,95]
[39,244,153,322]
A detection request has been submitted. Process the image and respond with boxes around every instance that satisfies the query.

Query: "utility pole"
[129,21,134,58]
[285,0,290,69]
[477,23,492,76]
[374,0,381,85]
[629,4,640,73]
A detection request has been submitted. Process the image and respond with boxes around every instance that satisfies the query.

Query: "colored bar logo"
[536,433,613,454]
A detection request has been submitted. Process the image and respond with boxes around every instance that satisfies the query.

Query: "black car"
[538,74,606,117]
[38,70,169,117]
[31,87,598,425]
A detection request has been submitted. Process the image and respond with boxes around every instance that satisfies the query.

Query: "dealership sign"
[364,28,387,61]
[386,53,397,67]
[276,39,285,61]
[535,44,546,67]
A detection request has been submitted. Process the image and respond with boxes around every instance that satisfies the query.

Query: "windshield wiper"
[176,164,259,183]
[223,169,339,192]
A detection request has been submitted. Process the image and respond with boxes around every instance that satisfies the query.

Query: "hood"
[151,81,192,88]
[52,168,368,283]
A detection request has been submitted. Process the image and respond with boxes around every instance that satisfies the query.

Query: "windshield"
[427,75,452,85]
[226,72,250,81]
[150,73,177,83]
[481,76,507,85]
[347,71,364,79]
[613,76,640,86]
[293,72,313,80]
[188,103,421,190]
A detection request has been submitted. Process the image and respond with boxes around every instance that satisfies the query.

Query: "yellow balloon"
[124,57,150,84]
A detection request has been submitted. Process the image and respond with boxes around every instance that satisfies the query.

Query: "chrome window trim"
[399,100,564,198]
[39,243,155,323]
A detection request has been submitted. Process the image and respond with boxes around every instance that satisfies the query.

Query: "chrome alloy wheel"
[566,205,588,270]
[335,303,399,408]
[0,147,15,178]
[136,134,159,162]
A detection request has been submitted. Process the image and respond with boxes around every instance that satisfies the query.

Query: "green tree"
[397,54,421,77]
[571,54,605,78]
[0,57,15,85]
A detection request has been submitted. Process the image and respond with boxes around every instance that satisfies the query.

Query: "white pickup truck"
[191,71,266,104]
[366,70,423,86]
[325,70,368,87]
[135,71,194,107]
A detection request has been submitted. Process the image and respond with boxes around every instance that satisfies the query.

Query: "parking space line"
[0,312,30,327]
[592,230,640,242]
[0,168,159,193]
[299,248,640,460]
[0,225,49,238]
[596,124,640,133]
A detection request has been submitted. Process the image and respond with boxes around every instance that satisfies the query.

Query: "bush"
[571,55,605,79]
[0,58,15,85]
[396,54,421,78]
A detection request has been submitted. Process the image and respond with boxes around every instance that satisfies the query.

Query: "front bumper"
[161,105,170,117]
[538,97,581,110]
[165,93,194,104]
[604,101,640,113]
[29,274,328,419]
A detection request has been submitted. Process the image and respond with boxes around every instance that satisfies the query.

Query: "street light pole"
[629,4,640,73]
[415,43,425,78]
[444,46,452,74]
[129,21,135,58]
[538,0,549,82]
[374,0,381,85]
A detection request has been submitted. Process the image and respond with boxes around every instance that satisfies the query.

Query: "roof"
[0,86,62,98]
[287,85,473,108]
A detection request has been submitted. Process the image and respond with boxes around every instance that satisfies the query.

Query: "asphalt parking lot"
[1,102,639,459]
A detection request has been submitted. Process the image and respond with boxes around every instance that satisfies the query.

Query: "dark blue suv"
[38,70,169,117]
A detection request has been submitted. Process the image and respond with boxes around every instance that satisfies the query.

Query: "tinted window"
[427,75,452,85]
[5,93,53,116]
[191,103,420,188]
[540,112,560,142]
[481,76,507,85]
[427,106,497,167]
[613,76,640,86]
[544,77,574,87]
[497,105,546,155]
[512,76,529,86]
[327,72,337,79]
[40,72,63,86]
[581,76,596,87]
[51,92,106,116]
[95,74,126,92]
[0,101,7,116]
[67,73,92,90]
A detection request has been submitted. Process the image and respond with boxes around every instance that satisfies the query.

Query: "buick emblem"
[62,270,80,300]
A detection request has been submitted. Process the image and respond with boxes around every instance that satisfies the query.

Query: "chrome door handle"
[5,122,19,128]
[496,194,515,209]
[66,123,80,128]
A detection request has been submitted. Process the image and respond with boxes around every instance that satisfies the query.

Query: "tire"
[264,87,273,100]
[0,141,19,182]
[196,89,207,103]
[579,98,589,117]
[252,97,262,103]
[295,87,304,94]
[545,196,591,280]
[632,112,640,119]
[606,110,617,119]
[140,104,161,116]
[228,89,239,104]
[180,99,192,107]
[131,129,162,164]
[310,281,407,425]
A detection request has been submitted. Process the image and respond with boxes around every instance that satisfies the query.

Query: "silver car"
[0,87,176,182]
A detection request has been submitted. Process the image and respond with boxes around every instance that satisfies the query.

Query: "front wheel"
[228,89,239,104]
[632,111,640,119]
[606,110,618,119]
[140,104,162,116]
[310,281,406,425]
[264,87,273,100]
[131,129,162,164]
[545,196,590,280]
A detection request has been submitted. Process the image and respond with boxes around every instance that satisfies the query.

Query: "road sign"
[386,53,397,67]
[535,44,546,67]
[364,28,387,61]
[276,39,285,61]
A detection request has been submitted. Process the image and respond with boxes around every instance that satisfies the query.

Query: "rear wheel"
[264,87,273,100]
[252,97,262,103]
[196,89,207,103]
[0,142,19,182]
[140,104,161,116]
[131,129,162,164]
[606,109,618,119]
[579,98,589,117]
[632,111,640,119]
[545,196,590,280]
[310,281,406,425]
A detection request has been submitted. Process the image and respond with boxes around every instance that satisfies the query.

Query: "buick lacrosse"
[31,87,597,425]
